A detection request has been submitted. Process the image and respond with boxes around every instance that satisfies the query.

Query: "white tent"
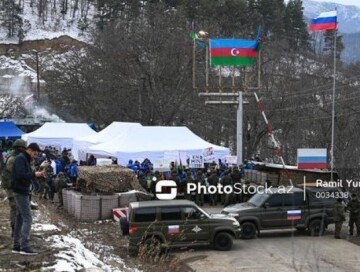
[72,121,142,161]
[22,122,97,150]
[86,126,230,166]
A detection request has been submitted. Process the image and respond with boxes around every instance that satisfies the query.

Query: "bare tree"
[0,95,27,118]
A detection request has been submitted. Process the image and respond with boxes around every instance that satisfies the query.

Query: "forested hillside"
[1,0,360,178]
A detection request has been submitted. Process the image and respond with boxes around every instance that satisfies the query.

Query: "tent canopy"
[0,121,24,139]
[72,121,142,160]
[87,126,230,165]
[22,122,97,150]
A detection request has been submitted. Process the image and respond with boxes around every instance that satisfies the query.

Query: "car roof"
[129,200,194,209]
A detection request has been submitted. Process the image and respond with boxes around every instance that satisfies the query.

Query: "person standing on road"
[55,172,67,209]
[208,169,219,206]
[221,170,234,207]
[346,193,360,236]
[333,198,346,239]
[195,170,205,206]
[12,143,45,255]
[0,139,27,237]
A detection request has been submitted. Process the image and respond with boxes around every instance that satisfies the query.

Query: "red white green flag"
[209,39,259,66]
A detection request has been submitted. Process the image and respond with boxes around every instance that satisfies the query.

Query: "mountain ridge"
[303,0,360,63]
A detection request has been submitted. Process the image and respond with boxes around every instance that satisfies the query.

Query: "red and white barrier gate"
[113,207,128,222]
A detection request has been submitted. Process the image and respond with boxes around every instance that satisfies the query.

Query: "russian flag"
[309,11,337,31]
[168,225,180,234]
[287,210,302,220]
[297,148,327,170]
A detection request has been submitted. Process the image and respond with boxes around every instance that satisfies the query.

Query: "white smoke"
[32,107,65,123]
[8,75,31,96]
[0,55,35,97]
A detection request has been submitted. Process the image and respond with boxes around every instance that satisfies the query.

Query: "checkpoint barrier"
[113,207,128,222]
[62,189,151,222]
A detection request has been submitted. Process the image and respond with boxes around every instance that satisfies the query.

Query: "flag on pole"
[23,93,35,105]
[189,21,206,48]
[190,31,206,48]
[255,26,263,50]
[209,39,258,66]
[309,10,337,31]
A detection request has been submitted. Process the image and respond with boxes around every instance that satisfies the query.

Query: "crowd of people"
[127,158,256,206]
[1,140,360,256]
[0,140,102,255]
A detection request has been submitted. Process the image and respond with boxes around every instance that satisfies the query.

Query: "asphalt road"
[177,206,360,272]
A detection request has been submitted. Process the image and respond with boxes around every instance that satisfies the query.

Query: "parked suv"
[120,200,241,256]
[222,186,343,239]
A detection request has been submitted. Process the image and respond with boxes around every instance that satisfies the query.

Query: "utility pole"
[200,92,249,165]
[33,50,40,101]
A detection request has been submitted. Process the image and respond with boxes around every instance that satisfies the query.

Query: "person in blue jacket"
[68,160,78,187]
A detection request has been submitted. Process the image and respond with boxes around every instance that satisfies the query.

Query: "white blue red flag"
[309,10,337,31]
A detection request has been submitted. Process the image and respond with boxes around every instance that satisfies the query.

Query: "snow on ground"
[45,235,122,272]
[30,208,140,272]
[32,223,61,232]
[0,55,37,79]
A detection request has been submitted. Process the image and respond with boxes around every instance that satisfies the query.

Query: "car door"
[281,193,306,227]
[181,206,209,242]
[159,206,184,244]
[260,194,284,228]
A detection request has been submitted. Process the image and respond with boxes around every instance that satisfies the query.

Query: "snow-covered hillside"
[303,0,360,33]
[0,0,96,43]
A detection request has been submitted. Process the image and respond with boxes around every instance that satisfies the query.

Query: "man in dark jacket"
[55,172,68,208]
[346,193,360,236]
[333,198,346,239]
[194,170,205,206]
[12,143,44,255]
[208,169,219,206]
[1,139,27,237]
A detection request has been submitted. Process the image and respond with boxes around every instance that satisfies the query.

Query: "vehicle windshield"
[248,193,270,207]
[196,205,211,217]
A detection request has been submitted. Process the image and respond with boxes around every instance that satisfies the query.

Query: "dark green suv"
[120,200,241,256]
[222,186,342,239]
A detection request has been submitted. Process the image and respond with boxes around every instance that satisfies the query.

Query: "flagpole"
[330,28,336,182]
[206,42,209,91]
[192,36,196,89]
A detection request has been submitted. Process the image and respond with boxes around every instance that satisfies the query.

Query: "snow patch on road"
[32,223,61,232]
[45,235,119,272]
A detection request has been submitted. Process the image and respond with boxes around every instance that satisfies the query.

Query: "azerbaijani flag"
[309,10,337,31]
[297,148,327,170]
[209,39,259,66]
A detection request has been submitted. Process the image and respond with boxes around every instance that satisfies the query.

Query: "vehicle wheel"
[119,217,129,236]
[308,219,325,236]
[214,232,233,251]
[241,222,257,239]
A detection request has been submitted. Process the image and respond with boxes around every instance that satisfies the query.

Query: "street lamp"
[32,50,40,101]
